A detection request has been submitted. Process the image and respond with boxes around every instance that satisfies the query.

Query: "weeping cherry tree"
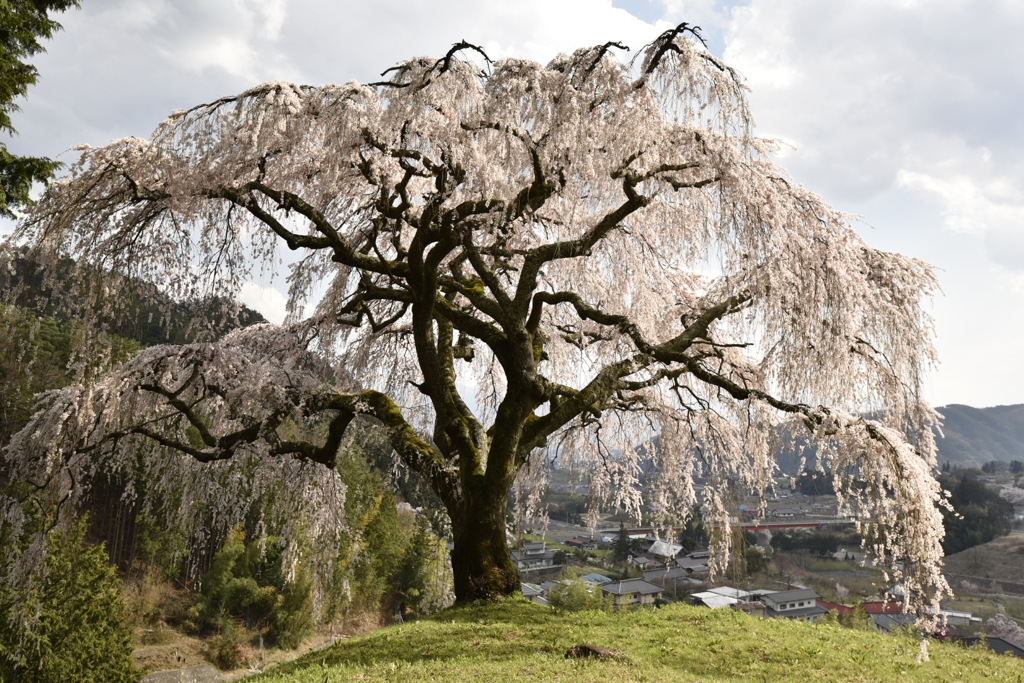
[2,25,949,609]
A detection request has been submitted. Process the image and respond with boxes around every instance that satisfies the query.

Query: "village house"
[947,636,1024,659]
[520,582,548,605]
[690,591,738,609]
[510,542,557,571]
[647,539,682,561]
[817,599,854,618]
[831,548,865,563]
[565,536,599,551]
[643,566,703,598]
[627,553,660,569]
[674,556,709,575]
[938,609,982,629]
[643,566,702,587]
[580,573,613,586]
[731,601,767,618]
[861,600,903,615]
[760,588,829,622]
[689,586,753,609]
[872,613,917,633]
[601,578,664,608]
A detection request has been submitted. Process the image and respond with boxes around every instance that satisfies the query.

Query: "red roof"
[861,600,903,614]
[817,600,854,616]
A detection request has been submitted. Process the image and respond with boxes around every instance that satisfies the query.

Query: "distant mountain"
[935,404,1024,468]
[0,251,267,443]
[768,404,1024,475]
[1,251,265,346]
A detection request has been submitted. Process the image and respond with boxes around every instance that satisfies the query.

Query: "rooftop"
[766,604,829,620]
[580,573,613,585]
[602,579,663,596]
[762,588,819,603]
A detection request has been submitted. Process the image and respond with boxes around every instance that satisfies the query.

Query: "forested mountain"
[0,252,266,444]
[769,404,1024,475]
[935,404,1024,468]
[1,251,265,346]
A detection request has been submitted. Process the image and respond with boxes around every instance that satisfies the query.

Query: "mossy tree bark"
[448,482,519,601]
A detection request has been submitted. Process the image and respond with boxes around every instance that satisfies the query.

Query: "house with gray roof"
[566,536,599,551]
[707,586,752,601]
[689,586,755,609]
[627,553,660,569]
[643,566,692,583]
[647,539,683,559]
[601,579,663,608]
[643,566,702,595]
[510,542,557,571]
[674,557,709,574]
[521,582,548,605]
[761,588,828,622]
[689,591,740,609]
[949,636,1024,659]
[872,613,917,633]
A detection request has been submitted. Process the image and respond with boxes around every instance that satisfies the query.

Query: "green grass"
[255,599,1024,682]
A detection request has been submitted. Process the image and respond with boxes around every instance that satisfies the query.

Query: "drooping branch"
[5,28,948,611]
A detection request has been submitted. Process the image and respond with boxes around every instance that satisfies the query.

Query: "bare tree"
[2,25,948,608]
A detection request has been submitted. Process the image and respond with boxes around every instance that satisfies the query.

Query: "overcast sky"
[5,0,1021,409]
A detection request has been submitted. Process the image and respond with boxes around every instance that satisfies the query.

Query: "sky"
[4,0,1022,409]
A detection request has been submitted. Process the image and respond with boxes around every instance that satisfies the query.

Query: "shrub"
[0,519,141,682]
[548,575,611,612]
[268,568,314,649]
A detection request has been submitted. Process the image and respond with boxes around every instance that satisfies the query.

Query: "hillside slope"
[255,600,1021,682]
[771,404,1024,474]
[937,404,1024,468]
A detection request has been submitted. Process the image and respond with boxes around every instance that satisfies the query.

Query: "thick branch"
[322,390,461,510]
[516,185,648,314]
[520,293,750,453]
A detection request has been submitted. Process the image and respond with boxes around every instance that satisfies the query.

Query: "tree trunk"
[448,484,520,602]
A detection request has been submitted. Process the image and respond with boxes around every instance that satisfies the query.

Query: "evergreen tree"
[395,514,454,616]
[939,472,1015,554]
[0,519,140,682]
[547,573,611,612]
[614,523,631,563]
[0,1,80,217]
[676,507,709,553]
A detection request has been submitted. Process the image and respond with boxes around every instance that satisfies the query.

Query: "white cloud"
[720,0,1024,406]
[897,169,1024,238]
[11,0,664,159]
[897,167,1024,275]
[238,281,288,325]
[7,0,1023,406]
[723,0,1024,204]
[251,0,287,40]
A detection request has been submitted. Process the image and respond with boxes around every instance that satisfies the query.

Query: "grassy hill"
[254,599,1022,682]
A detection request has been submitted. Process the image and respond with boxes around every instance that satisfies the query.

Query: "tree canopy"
[0,0,79,217]
[1,25,949,613]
